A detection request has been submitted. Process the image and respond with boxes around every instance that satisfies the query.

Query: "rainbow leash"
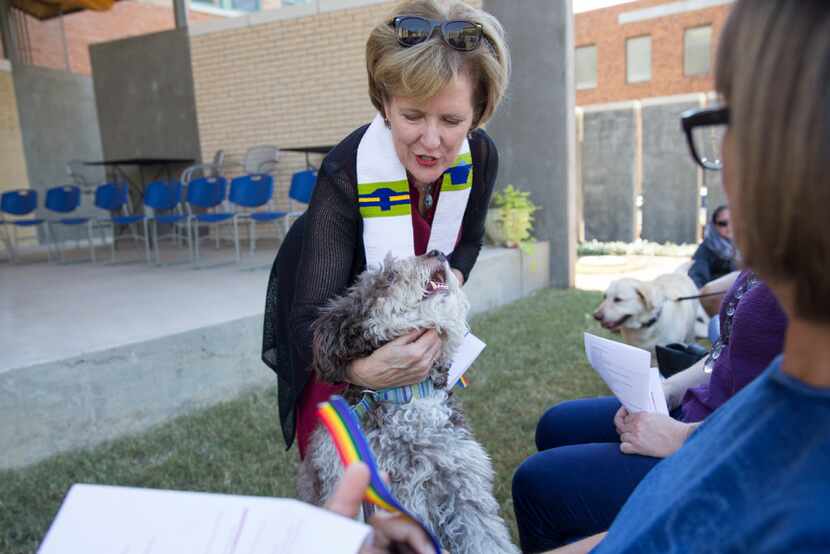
[317,395,442,554]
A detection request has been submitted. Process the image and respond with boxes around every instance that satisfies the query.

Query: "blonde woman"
[262,0,510,459]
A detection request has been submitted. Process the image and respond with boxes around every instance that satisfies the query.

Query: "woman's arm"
[699,270,740,317]
[447,130,498,283]
[662,357,709,410]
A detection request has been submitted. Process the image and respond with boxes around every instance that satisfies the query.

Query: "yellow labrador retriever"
[593,273,700,355]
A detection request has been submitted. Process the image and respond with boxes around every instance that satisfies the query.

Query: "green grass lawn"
[0,288,612,553]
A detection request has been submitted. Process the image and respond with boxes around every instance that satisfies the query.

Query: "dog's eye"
[386,271,397,283]
[613,297,622,303]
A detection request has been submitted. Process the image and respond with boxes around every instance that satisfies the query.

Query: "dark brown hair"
[715,0,830,321]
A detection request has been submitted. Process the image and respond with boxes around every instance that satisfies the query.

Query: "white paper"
[447,332,486,388]
[649,366,670,415]
[584,333,668,414]
[38,484,371,554]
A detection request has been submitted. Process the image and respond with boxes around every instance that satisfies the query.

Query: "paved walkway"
[575,255,691,292]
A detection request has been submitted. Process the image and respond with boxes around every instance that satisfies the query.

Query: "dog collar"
[640,307,663,329]
[352,379,438,418]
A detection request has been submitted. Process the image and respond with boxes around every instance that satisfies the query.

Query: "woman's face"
[714,208,733,239]
[384,72,475,188]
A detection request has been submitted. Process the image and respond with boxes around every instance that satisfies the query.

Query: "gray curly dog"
[297,250,518,554]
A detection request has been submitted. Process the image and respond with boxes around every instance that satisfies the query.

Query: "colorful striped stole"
[317,395,442,554]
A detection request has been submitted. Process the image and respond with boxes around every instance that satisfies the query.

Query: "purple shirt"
[681,270,788,422]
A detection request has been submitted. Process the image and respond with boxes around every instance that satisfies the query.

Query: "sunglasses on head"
[391,16,484,52]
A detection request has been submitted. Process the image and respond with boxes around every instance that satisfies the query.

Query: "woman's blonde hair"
[366,0,510,128]
[715,0,830,322]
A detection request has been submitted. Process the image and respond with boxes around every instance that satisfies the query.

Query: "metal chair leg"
[143,219,152,265]
[232,218,240,262]
[194,222,201,264]
[186,220,193,263]
[250,219,256,255]
[88,221,96,263]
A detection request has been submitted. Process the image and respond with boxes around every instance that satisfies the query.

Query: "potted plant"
[485,184,540,251]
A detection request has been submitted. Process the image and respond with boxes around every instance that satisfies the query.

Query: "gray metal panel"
[12,65,105,242]
[483,0,576,288]
[90,29,201,162]
[581,107,637,242]
[704,126,728,221]
[641,101,700,244]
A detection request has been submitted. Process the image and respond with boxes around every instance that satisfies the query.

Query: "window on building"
[575,45,598,90]
[626,35,651,83]
[684,25,713,76]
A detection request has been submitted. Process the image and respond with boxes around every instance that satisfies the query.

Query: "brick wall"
[190,0,481,210]
[11,1,219,75]
[0,64,34,243]
[0,66,29,193]
[575,0,731,105]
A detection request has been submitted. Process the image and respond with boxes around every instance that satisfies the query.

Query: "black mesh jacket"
[262,124,499,448]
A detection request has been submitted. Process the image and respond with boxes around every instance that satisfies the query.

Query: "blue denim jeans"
[512,397,672,553]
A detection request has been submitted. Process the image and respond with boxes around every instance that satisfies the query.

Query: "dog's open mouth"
[425,266,449,297]
[603,314,631,330]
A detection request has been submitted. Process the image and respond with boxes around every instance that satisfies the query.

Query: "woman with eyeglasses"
[530,2,830,553]
[262,0,510,461]
[687,204,738,290]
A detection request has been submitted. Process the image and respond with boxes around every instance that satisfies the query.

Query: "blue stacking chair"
[144,180,190,265]
[0,189,51,263]
[285,169,317,225]
[45,185,95,263]
[93,182,148,263]
[185,176,239,264]
[228,173,284,256]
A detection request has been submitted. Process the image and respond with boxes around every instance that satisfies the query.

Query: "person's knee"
[535,401,577,451]
[511,457,538,506]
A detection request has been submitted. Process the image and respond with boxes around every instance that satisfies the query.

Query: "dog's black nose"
[427,250,447,262]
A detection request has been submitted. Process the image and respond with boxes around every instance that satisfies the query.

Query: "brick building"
[0,1,220,75]
[575,0,733,105]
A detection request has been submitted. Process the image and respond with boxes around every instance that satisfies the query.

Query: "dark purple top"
[681,270,788,422]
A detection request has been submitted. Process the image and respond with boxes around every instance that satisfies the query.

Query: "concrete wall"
[90,28,201,163]
[483,0,576,288]
[12,65,105,241]
[580,103,637,242]
[0,243,548,468]
[640,96,703,244]
[0,315,269,469]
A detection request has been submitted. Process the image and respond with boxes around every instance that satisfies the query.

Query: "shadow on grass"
[1,288,612,553]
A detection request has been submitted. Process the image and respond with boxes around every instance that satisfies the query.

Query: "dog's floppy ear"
[635,282,655,312]
[311,292,375,384]
[635,282,663,313]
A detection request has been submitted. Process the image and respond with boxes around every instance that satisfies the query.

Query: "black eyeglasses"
[715,220,730,228]
[681,106,730,171]
[391,16,484,52]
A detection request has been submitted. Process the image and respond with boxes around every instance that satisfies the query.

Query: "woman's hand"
[614,407,694,458]
[347,330,443,390]
[326,463,436,554]
[451,268,464,286]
